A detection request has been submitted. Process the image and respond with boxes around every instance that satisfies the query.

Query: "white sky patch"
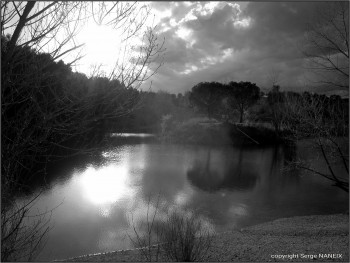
[180,9,197,24]
[187,39,196,49]
[201,56,219,66]
[152,7,172,25]
[176,26,192,40]
[179,47,234,75]
[179,63,199,75]
[227,2,241,10]
[183,2,193,7]
[223,48,234,59]
[178,2,222,24]
[158,24,172,33]
[234,17,252,29]
[169,18,177,27]
[203,49,234,66]
[196,2,220,16]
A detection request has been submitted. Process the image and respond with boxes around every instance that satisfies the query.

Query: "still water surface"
[20,137,348,261]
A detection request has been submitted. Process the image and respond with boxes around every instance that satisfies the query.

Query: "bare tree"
[1,2,86,68]
[107,25,165,90]
[282,93,349,192]
[1,2,158,65]
[127,195,163,262]
[1,1,164,82]
[266,69,282,88]
[1,191,55,262]
[303,2,349,89]
[267,84,285,134]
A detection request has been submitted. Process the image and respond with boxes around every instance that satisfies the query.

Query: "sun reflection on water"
[79,165,133,205]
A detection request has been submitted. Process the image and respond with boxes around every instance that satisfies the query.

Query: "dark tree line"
[265,87,349,137]
[113,90,193,133]
[188,81,260,123]
[1,36,142,195]
[187,80,348,136]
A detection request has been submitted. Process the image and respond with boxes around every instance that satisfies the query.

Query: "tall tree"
[225,81,260,123]
[267,85,286,134]
[189,82,225,119]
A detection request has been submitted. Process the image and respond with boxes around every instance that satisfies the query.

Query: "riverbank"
[61,213,349,262]
[160,119,290,146]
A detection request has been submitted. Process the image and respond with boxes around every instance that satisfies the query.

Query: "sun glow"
[67,2,155,76]
[77,23,127,75]
[79,165,132,205]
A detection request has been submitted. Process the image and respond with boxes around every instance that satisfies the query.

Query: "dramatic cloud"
[144,2,348,96]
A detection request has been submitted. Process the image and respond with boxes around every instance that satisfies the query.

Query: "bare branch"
[303,2,349,88]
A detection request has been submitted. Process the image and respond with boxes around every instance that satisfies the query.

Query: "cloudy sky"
[75,1,349,96]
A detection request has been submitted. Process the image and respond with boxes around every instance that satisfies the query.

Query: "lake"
[18,135,348,261]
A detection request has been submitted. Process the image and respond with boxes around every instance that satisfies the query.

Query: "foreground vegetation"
[128,199,213,262]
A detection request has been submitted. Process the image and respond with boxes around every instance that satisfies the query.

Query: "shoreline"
[60,213,349,262]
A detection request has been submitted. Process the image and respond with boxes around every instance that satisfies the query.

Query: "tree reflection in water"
[187,148,258,192]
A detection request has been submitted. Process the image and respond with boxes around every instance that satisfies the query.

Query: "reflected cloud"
[228,203,248,217]
[174,185,194,206]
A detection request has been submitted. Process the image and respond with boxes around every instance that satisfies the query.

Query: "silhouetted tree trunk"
[239,108,244,123]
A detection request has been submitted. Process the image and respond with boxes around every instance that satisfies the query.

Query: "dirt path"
[62,213,349,262]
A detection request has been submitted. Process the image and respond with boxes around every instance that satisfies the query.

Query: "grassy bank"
[62,213,349,262]
[160,117,290,146]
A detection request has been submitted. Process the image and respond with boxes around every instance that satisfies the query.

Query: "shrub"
[160,210,213,262]
[128,198,214,262]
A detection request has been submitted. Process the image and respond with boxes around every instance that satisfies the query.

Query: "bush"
[128,198,214,262]
[160,210,213,262]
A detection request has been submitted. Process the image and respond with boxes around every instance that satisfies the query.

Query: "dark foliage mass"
[186,80,348,138]
[189,82,226,119]
[189,81,260,122]
[2,36,138,196]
